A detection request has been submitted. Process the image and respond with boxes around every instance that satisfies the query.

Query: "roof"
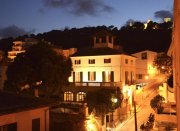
[71,47,126,57]
[0,91,49,115]
[93,30,114,37]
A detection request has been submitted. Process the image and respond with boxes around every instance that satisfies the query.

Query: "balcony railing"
[70,82,121,87]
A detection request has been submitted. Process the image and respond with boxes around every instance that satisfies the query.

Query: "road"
[115,84,159,131]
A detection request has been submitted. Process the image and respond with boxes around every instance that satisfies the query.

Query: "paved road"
[116,84,159,131]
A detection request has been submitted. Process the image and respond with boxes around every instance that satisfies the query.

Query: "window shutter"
[88,72,90,81]
[94,72,96,81]
[102,71,105,82]
[111,71,114,82]
[73,72,75,82]
[80,72,83,82]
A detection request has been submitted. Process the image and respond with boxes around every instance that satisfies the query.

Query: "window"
[75,60,81,65]
[0,123,17,131]
[109,36,112,43]
[32,118,40,131]
[104,58,111,63]
[141,52,147,60]
[77,92,86,102]
[89,59,95,64]
[137,74,143,79]
[125,59,128,64]
[131,60,133,64]
[88,72,96,81]
[102,36,106,43]
[130,71,134,84]
[64,92,73,101]
[125,71,129,84]
[96,37,99,43]
[102,71,114,82]
[73,72,83,82]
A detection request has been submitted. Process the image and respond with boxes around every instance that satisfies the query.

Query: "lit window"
[88,72,96,81]
[104,58,111,63]
[141,52,147,60]
[75,60,81,65]
[64,92,73,101]
[77,92,86,102]
[102,71,114,82]
[73,72,83,82]
[89,59,95,64]
[125,59,128,64]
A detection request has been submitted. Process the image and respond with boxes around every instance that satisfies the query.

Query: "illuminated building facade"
[168,0,180,130]
[63,30,136,103]
[8,38,38,60]
[132,50,158,83]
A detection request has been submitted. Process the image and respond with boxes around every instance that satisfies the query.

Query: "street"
[116,84,159,131]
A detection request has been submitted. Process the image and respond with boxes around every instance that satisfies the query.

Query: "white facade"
[69,54,136,88]
[132,50,158,83]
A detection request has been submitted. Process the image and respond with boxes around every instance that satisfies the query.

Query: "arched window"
[76,92,86,102]
[64,92,73,101]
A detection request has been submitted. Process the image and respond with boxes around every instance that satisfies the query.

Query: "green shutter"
[73,72,75,82]
[94,72,96,81]
[111,71,114,82]
[88,72,90,81]
[80,72,83,82]
[102,71,105,82]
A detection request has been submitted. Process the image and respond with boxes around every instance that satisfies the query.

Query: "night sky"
[0,0,173,38]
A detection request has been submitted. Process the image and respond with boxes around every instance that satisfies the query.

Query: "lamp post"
[134,101,138,131]
[111,97,118,130]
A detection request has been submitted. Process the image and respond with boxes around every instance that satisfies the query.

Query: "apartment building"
[132,50,158,83]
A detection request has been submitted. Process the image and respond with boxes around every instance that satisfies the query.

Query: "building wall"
[69,54,136,87]
[0,107,49,131]
[132,50,158,83]
[169,0,180,130]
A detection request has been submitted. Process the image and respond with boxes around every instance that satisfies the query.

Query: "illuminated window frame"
[77,92,86,102]
[64,91,73,101]
[88,71,96,81]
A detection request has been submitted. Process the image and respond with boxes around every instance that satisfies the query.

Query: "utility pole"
[134,101,138,131]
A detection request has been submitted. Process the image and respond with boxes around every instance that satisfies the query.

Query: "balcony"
[72,82,120,87]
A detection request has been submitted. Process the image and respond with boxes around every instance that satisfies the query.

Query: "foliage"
[4,42,72,97]
[150,95,165,114]
[140,113,155,131]
[86,88,123,116]
[0,21,172,55]
[153,52,172,75]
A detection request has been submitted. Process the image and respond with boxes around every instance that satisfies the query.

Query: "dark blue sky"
[0,0,173,38]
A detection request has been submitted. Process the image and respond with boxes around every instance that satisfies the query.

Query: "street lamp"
[111,97,118,130]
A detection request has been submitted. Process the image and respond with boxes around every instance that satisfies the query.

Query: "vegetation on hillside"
[4,42,72,97]
[0,21,172,54]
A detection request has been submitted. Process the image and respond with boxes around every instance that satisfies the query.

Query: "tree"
[153,52,172,75]
[4,42,72,97]
[86,89,123,116]
[150,95,165,114]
